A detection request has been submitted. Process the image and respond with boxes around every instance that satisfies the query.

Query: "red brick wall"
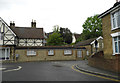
[88,51,120,73]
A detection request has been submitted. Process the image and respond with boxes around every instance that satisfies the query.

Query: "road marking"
[71,65,120,82]
[3,66,22,72]
[0,68,6,70]
[76,65,119,78]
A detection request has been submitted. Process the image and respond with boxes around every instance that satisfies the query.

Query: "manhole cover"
[53,65,62,67]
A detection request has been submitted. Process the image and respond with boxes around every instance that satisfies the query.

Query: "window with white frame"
[27,50,36,56]
[111,9,120,30]
[87,51,89,56]
[48,50,54,56]
[113,36,120,54]
[0,47,10,60]
[64,50,72,55]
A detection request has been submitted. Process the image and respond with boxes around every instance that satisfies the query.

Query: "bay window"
[113,36,120,54]
[111,9,120,30]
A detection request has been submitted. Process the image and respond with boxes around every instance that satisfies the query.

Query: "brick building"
[88,1,120,73]
[0,17,86,62]
[75,36,103,60]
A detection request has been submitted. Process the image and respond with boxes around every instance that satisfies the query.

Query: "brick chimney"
[31,20,36,28]
[10,21,15,28]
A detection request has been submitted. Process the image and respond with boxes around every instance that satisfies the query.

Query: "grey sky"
[0,0,116,33]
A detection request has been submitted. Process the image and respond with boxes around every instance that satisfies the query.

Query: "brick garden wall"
[88,51,120,73]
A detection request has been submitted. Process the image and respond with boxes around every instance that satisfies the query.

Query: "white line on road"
[3,66,22,72]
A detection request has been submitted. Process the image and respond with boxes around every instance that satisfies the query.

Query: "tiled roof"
[74,34,81,40]
[75,38,96,46]
[10,27,45,39]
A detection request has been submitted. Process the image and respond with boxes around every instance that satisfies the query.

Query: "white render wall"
[0,18,16,45]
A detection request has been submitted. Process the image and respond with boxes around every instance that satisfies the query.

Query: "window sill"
[111,27,120,31]
[48,55,54,56]
[112,53,120,56]
[27,55,36,57]
[64,54,72,56]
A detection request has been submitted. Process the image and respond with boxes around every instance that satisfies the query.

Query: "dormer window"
[111,9,120,30]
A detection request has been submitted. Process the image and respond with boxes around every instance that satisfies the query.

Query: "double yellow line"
[71,65,120,82]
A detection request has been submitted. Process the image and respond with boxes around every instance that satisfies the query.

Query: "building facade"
[88,1,120,73]
[0,17,46,61]
[99,2,120,59]
[75,36,103,59]
[15,46,86,62]
[0,17,86,62]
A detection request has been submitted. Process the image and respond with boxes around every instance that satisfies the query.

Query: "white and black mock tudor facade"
[0,17,46,60]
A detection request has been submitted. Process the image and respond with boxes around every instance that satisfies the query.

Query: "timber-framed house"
[0,17,46,61]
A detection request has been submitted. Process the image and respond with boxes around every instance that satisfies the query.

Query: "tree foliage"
[59,27,72,44]
[76,14,102,43]
[47,32,63,46]
[47,26,73,46]
[53,25,60,33]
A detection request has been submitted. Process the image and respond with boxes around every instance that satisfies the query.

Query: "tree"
[76,14,102,42]
[59,27,72,44]
[53,25,60,33]
[47,32,63,46]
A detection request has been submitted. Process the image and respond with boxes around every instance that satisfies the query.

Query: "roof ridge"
[14,27,43,29]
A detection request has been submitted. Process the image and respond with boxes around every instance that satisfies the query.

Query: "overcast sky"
[0,0,116,33]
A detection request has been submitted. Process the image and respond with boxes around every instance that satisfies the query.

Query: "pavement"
[74,60,120,80]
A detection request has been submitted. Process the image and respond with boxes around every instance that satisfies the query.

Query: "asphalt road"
[2,61,112,81]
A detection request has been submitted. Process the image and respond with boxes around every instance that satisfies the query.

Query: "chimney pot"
[10,21,15,27]
[31,19,36,28]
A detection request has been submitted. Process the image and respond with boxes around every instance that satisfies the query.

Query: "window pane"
[115,42,118,53]
[48,50,54,55]
[115,12,118,17]
[119,41,120,53]
[27,50,36,55]
[114,37,117,41]
[64,50,72,55]
[117,15,120,27]
[118,36,120,40]
[113,18,116,28]
[77,51,82,57]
